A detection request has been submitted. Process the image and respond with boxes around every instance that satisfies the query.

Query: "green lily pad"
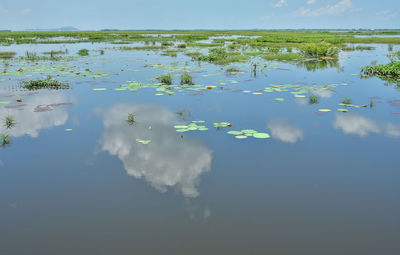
[65,129,72,131]
[174,125,188,129]
[93,88,106,91]
[0,101,11,105]
[253,132,270,139]
[227,131,243,135]
[176,129,189,132]
[241,129,257,134]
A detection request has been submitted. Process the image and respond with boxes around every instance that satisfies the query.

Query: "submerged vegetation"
[22,76,69,90]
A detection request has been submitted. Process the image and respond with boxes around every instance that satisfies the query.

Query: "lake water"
[1,41,400,254]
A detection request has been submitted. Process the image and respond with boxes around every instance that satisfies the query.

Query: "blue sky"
[0,0,399,30]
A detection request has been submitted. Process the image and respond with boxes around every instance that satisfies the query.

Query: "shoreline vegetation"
[1,30,399,47]
[1,30,399,73]
[361,51,400,85]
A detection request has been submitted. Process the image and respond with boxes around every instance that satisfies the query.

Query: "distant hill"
[24,26,79,32]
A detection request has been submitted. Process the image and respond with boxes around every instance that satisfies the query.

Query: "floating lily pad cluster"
[227,129,270,139]
[213,122,232,128]
[136,139,151,144]
[174,121,208,132]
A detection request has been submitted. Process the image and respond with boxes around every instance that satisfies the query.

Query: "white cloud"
[98,104,212,198]
[20,8,31,16]
[267,120,304,143]
[307,0,317,4]
[272,0,287,8]
[293,0,354,17]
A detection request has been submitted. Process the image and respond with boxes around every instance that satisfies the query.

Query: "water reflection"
[267,120,304,143]
[0,92,69,138]
[296,59,343,72]
[334,113,400,138]
[98,104,212,198]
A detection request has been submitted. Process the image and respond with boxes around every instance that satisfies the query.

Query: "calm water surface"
[1,42,400,254]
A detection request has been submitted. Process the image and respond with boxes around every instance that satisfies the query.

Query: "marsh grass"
[263,52,304,61]
[180,73,193,85]
[309,94,320,104]
[4,116,16,129]
[342,45,376,51]
[161,50,178,57]
[225,67,242,73]
[22,76,69,90]
[361,52,400,83]
[299,42,339,58]
[121,46,164,51]
[1,134,11,148]
[0,51,16,59]
[195,47,248,65]
[77,48,89,56]
[126,113,136,125]
[185,52,202,58]
[25,51,38,61]
[157,74,173,85]
[342,98,353,105]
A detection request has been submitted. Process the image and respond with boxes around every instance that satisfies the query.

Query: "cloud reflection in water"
[98,104,212,198]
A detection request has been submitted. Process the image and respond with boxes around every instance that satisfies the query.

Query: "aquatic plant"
[299,42,339,58]
[157,74,173,85]
[263,52,304,61]
[126,113,135,125]
[177,44,187,48]
[180,73,193,85]
[225,67,242,73]
[4,116,16,129]
[361,53,400,83]
[25,51,38,61]
[0,51,16,59]
[341,98,353,105]
[1,134,11,148]
[161,50,178,57]
[342,45,376,51]
[77,48,89,56]
[185,52,202,58]
[22,76,69,90]
[195,47,248,65]
[370,100,375,108]
[309,94,320,104]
